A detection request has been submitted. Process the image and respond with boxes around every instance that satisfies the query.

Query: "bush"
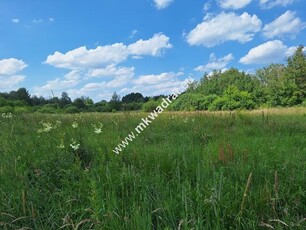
[208,86,255,111]
[14,106,31,114]
[95,105,111,112]
[64,106,80,114]
[122,102,143,111]
[208,97,228,111]
[0,106,14,113]
[143,100,160,112]
[36,107,58,114]
[169,93,211,111]
[198,94,218,110]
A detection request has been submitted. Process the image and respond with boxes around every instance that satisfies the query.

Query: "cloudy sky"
[0,0,305,101]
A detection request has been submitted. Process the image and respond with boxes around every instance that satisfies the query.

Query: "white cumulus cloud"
[33,70,82,94]
[0,75,26,91]
[239,40,296,65]
[154,0,174,9]
[259,0,296,9]
[45,44,129,69]
[263,11,305,39]
[89,64,135,78]
[0,58,27,91]
[39,34,176,101]
[186,12,262,47]
[218,0,252,9]
[134,72,183,86]
[45,33,172,69]
[117,71,188,97]
[128,33,172,57]
[195,53,234,72]
[0,58,27,75]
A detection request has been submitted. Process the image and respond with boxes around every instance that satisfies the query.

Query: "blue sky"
[0,0,305,101]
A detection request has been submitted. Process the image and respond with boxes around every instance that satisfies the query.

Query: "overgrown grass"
[0,108,305,229]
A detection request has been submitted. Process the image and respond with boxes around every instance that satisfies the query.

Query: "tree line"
[0,45,305,114]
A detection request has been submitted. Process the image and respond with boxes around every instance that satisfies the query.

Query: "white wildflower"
[58,140,65,149]
[1,112,13,119]
[70,138,80,151]
[72,121,78,129]
[37,122,53,133]
[92,122,103,134]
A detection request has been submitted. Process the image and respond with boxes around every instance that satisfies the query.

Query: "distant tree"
[143,99,160,112]
[49,97,60,108]
[109,92,121,111]
[122,92,145,103]
[8,88,31,105]
[196,68,260,96]
[208,86,255,111]
[110,92,121,102]
[256,64,286,85]
[152,95,166,101]
[31,95,47,106]
[286,45,306,101]
[59,92,72,108]
[83,96,94,106]
[0,96,10,107]
[73,97,87,109]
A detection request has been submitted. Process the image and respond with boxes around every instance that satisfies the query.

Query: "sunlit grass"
[0,108,305,229]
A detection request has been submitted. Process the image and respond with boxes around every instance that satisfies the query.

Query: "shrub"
[14,106,31,114]
[0,106,14,113]
[143,100,160,112]
[169,93,211,111]
[209,86,255,111]
[64,106,80,114]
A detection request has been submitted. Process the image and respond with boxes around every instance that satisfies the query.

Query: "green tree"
[122,92,145,103]
[286,45,306,101]
[10,88,31,105]
[73,97,87,110]
[59,92,72,108]
[208,86,255,111]
[196,68,260,96]
[109,92,121,111]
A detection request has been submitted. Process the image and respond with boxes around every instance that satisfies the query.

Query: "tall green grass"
[0,108,305,229]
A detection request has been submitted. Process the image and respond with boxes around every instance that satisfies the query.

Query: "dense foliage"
[0,46,305,113]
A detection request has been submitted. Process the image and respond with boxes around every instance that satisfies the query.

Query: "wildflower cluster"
[183,117,195,123]
[72,121,78,129]
[1,113,13,119]
[70,138,80,151]
[37,122,53,133]
[92,122,103,134]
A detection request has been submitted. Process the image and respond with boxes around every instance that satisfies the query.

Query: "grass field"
[0,108,305,229]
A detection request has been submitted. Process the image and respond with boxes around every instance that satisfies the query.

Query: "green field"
[0,108,305,229]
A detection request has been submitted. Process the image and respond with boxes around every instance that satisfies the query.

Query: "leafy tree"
[73,97,87,110]
[59,92,72,108]
[109,92,121,111]
[31,95,46,106]
[64,106,80,113]
[82,96,94,106]
[196,68,260,96]
[169,93,213,111]
[142,99,160,112]
[209,86,255,111]
[286,45,306,101]
[256,64,286,85]
[122,92,145,103]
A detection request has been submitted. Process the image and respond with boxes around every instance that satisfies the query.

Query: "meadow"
[0,108,305,229]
